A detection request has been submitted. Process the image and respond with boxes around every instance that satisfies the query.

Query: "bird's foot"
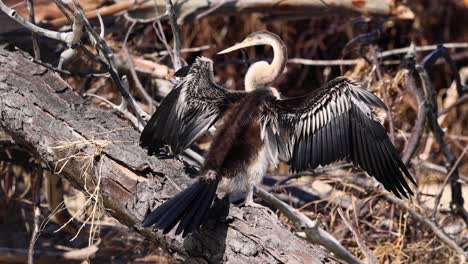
[204,170,217,181]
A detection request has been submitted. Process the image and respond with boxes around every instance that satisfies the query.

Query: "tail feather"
[158,184,203,232]
[161,184,211,234]
[142,182,201,227]
[175,184,210,235]
[142,179,219,236]
[183,182,218,237]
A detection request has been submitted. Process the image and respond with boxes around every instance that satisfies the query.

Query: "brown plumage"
[204,90,269,178]
[140,31,416,237]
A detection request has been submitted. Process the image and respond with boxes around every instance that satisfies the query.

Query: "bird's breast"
[216,125,270,194]
[202,91,273,193]
[215,117,264,178]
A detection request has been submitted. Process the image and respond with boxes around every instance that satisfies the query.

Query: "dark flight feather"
[267,77,416,198]
[140,57,246,155]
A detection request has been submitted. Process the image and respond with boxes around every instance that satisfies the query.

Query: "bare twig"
[15,47,108,78]
[254,186,364,264]
[2,242,99,263]
[383,193,466,263]
[114,54,173,79]
[288,42,468,67]
[25,0,40,60]
[0,1,81,45]
[345,176,467,263]
[28,165,43,264]
[165,0,183,70]
[50,0,73,25]
[84,93,141,131]
[57,48,78,70]
[288,58,359,66]
[123,10,159,24]
[416,50,468,224]
[195,0,229,19]
[0,0,83,72]
[122,21,154,109]
[66,0,149,125]
[402,70,427,165]
[421,46,467,96]
[57,13,83,69]
[380,42,468,59]
[337,208,378,264]
[438,94,468,116]
[153,20,175,64]
[154,45,212,56]
[46,0,410,27]
[369,46,396,143]
[401,47,428,165]
[432,146,468,219]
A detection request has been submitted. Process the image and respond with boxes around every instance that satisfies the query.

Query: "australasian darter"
[140,31,416,237]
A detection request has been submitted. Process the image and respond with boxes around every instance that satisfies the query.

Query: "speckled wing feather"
[140,57,246,155]
[268,77,416,198]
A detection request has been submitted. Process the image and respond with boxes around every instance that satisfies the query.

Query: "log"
[0,48,342,264]
[3,0,413,28]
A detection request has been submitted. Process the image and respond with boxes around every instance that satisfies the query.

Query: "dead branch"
[122,21,154,108]
[416,54,468,224]
[0,245,98,264]
[401,50,427,165]
[438,94,468,116]
[0,1,81,44]
[383,193,467,263]
[28,165,43,264]
[169,0,412,24]
[25,0,40,60]
[41,0,412,28]
[289,42,468,67]
[337,208,378,264]
[0,49,342,264]
[254,186,362,264]
[345,177,467,263]
[165,0,183,70]
[433,146,468,219]
[114,54,173,80]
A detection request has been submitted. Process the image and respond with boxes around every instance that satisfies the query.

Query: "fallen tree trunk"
[5,0,413,28]
[0,48,342,264]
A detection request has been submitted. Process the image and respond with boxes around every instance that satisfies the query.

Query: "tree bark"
[0,48,342,264]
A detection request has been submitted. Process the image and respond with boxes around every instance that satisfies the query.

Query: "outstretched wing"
[140,57,246,155]
[270,77,416,198]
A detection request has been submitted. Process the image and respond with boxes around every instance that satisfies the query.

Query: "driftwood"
[0,48,343,263]
[4,0,413,28]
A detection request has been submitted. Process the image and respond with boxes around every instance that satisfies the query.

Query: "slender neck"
[244,37,287,92]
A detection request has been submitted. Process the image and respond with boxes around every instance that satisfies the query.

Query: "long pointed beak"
[217,39,254,55]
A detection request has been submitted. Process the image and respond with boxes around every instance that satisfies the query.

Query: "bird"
[140,30,416,237]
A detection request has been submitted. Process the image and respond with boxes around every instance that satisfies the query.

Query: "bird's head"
[217,31,287,92]
[217,31,281,55]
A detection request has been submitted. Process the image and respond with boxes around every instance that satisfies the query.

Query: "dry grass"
[46,138,111,248]
[294,174,466,264]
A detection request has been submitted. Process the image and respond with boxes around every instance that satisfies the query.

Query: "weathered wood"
[2,0,412,28]
[0,49,342,264]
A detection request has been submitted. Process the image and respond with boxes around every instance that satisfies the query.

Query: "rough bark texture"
[0,49,342,264]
